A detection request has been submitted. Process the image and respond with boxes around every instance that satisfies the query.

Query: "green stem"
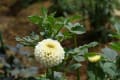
[95,72,97,80]
[73,35,80,80]
[95,64,98,80]
[53,26,63,39]
[51,68,54,80]
[77,69,80,80]
[0,32,6,54]
[74,35,77,47]
[46,68,49,78]
[46,68,54,80]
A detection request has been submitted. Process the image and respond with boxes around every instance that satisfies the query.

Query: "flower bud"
[88,55,101,63]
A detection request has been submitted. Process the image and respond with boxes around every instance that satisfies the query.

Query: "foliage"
[14,7,120,80]
[16,32,40,47]
[15,7,86,80]
[17,7,85,43]
[50,0,120,43]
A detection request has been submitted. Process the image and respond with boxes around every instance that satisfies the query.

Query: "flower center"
[47,43,55,48]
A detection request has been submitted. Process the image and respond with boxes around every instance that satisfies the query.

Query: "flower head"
[88,55,101,63]
[34,39,65,67]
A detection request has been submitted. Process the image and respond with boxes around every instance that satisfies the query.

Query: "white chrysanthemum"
[88,55,101,63]
[34,39,65,67]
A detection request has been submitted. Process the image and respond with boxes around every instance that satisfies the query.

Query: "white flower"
[34,39,65,67]
[88,55,101,63]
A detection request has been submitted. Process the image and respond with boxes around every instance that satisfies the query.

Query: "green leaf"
[70,63,82,70]
[116,56,120,68]
[102,47,118,60]
[110,42,120,51]
[68,46,88,55]
[63,31,72,39]
[68,15,81,22]
[87,71,96,80]
[101,62,116,77]
[73,55,85,62]
[47,16,55,25]
[78,48,88,55]
[109,34,120,39]
[41,7,48,17]
[87,42,98,47]
[35,74,50,80]
[28,16,41,24]
[84,52,99,57]
[110,22,120,39]
[55,32,64,41]
[80,42,98,49]
[54,71,66,80]
[16,32,40,47]
[114,21,120,34]
[65,23,85,34]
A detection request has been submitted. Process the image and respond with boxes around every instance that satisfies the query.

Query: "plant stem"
[74,35,77,47]
[74,35,80,80]
[46,68,49,78]
[95,63,98,80]
[51,67,54,80]
[0,32,6,54]
[53,26,63,39]
[77,68,80,80]
[46,68,54,80]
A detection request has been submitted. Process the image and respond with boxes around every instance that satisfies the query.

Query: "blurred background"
[0,0,120,80]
